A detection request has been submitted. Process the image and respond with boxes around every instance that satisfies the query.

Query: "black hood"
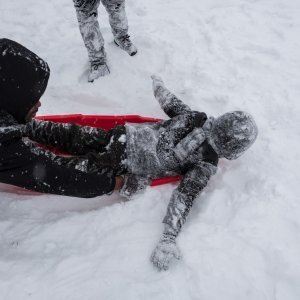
[0,38,50,124]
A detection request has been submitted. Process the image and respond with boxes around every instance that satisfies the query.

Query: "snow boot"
[114,34,137,56]
[88,62,110,82]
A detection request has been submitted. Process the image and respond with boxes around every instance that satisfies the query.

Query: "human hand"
[114,176,125,191]
[150,234,181,271]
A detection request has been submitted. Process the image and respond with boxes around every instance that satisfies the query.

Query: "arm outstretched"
[151,162,217,270]
[23,119,111,155]
[151,75,192,118]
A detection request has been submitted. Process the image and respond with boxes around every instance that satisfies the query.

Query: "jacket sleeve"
[162,162,217,235]
[23,119,111,155]
[0,139,115,198]
[157,112,207,169]
[152,82,192,118]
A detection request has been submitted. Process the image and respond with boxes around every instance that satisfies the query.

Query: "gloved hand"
[119,174,151,200]
[151,74,164,93]
[151,74,170,102]
[150,226,181,271]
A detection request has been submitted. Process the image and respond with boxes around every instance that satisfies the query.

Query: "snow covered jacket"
[125,97,218,235]
[0,39,116,197]
[148,77,258,270]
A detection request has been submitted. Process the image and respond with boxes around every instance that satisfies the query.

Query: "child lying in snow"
[23,75,258,271]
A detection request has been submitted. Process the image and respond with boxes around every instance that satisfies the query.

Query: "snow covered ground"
[1,0,300,299]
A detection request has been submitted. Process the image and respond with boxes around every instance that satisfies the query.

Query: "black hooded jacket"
[0,39,115,197]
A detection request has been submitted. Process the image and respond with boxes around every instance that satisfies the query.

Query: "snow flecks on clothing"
[118,134,126,143]
[0,125,23,136]
[125,91,213,179]
[150,225,182,271]
[163,161,217,234]
[164,190,188,232]
[24,117,128,176]
[125,122,165,177]
[152,75,192,118]
[0,108,117,197]
[119,174,151,200]
[73,0,128,64]
[105,135,115,151]
[125,80,221,252]
[1,45,47,72]
[23,138,90,174]
[0,110,19,127]
[173,128,206,162]
[209,111,258,160]
[1,48,7,56]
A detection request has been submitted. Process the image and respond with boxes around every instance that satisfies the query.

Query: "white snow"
[1,0,300,299]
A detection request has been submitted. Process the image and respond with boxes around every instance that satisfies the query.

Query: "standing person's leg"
[73,0,110,82]
[101,0,137,56]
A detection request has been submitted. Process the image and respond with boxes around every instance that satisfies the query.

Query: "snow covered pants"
[73,0,129,64]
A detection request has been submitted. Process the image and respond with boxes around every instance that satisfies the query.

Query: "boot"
[88,62,110,82]
[114,34,137,56]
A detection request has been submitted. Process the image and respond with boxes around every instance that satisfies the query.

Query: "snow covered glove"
[119,174,151,200]
[150,225,182,271]
[151,74,164,92]
[173,127,206,162]
[151,74,193,119]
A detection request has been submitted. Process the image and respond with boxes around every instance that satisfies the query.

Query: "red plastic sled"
[35,114,181,187]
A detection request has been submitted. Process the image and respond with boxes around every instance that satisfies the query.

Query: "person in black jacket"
[22,72,258,271]
[0,38,124,198]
